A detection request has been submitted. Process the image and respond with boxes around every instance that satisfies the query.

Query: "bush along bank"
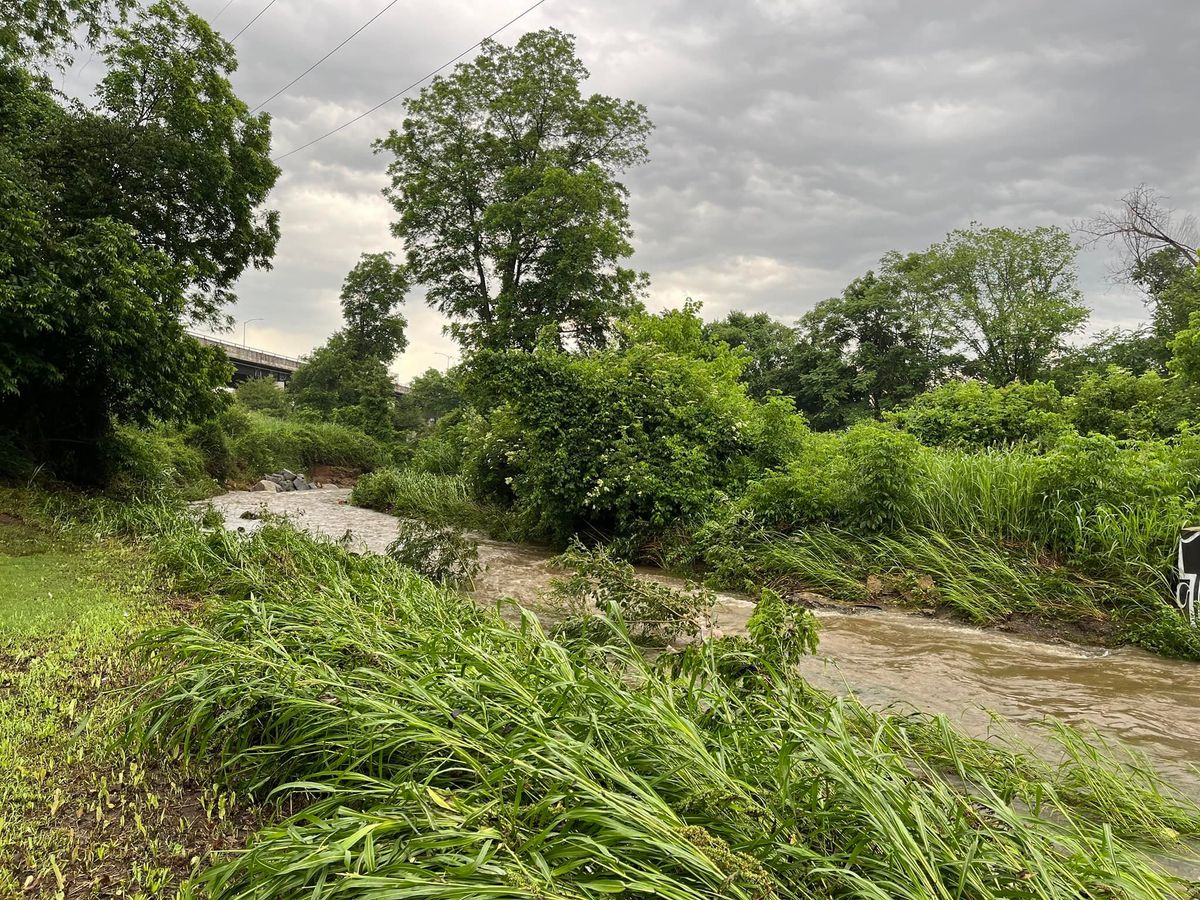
[111,506,1200,898]
[350,309,1200,660]
[682,423,1200,658]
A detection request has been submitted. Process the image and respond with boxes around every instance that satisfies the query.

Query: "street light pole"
[242,317,264,348]
[434,351,456,372]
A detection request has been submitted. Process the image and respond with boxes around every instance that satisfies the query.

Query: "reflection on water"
[205,488,1200,793]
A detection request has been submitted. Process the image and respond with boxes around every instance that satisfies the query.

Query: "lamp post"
[242,317,264,348]
[434,351,456,372]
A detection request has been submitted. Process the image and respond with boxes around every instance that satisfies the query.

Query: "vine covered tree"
[377,28,652,352]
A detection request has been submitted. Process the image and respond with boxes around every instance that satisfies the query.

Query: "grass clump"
[386,519,481,587]
[122,512,1200,898]
[550,541,716,646]
[219,407,391,482]
[351,466,515,537]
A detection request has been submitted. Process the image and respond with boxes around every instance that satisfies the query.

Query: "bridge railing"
[190,332,304,371]
[190,331,410,394]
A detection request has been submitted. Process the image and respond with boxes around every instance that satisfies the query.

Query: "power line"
[250,0,405,113]
[231,0,279,42]
[212,0,237,23]
[272,0,550,162]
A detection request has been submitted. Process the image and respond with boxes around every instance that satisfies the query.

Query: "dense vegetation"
[50,499,1200,897]
[6,3,1200,896]
[0,0,278,482]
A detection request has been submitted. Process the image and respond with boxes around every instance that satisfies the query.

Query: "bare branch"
[1076,185,1199,278]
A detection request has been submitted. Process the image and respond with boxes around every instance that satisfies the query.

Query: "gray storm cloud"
[141,0,1200,378]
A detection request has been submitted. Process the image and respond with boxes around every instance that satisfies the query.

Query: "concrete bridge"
[192,332,409,395]
[193,333,303,384]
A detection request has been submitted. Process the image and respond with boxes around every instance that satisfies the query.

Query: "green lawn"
[0,498,255,898]
[0,528,121,644]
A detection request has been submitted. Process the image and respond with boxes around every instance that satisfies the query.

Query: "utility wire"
[272,0,550,162]
[250,0,405,113]
[212,0,237,23]
[231,0,279,42]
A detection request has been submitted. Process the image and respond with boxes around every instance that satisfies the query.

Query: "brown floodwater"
[205,488,1200,795]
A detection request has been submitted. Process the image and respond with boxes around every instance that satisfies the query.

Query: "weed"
[386,519,481,587]
[550,541,715,645]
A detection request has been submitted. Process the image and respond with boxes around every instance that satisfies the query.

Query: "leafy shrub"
[745,587,819,667]
[888,379,1071,448]
[463,306,806,545]
[407,411,475,476]
[235,377,291,415]
[386,520,480,586]
[735,422,918,534]
[839,420,920,532]
[550,541,714,646]
[183,419,234,482]
[1028,432,1200,579]
[1067,367,1197,440]
[1119,603,1200,661]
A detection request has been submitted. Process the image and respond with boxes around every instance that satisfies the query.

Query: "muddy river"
[206,488,1200,793]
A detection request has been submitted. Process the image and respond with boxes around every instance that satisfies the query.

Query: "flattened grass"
[125,512,1200,899]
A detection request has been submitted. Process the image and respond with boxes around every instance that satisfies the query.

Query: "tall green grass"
[912,445,1191,592]
[351,467,520,539]
[707,429,1200,655]
[121,513,1200,898]
[221,408,391,481]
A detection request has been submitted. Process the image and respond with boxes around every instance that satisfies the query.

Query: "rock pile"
[250,469,314,492]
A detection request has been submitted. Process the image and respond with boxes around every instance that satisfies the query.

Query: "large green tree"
[287,254,410,441]
[0,1,279,479]
[338,251,410,361]
[377,28,652,352]
[64,0,280,322]
[797,270,955,417]
[702,311,798,399]
[914,225,1088,385]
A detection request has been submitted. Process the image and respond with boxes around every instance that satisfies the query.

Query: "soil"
[307,464,362,487]
[990,608,1118,648]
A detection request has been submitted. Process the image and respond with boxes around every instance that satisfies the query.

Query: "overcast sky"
[90,0,1200,379]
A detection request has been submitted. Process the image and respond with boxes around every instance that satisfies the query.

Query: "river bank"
[206,487,1200,793]
[6,484,1200,895]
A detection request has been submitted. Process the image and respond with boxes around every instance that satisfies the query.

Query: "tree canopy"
[702,311,798,399]
[286,253,411,442]
[911,225,1088,385]
[0,0,131,63]
[377,28,652,353]
[339,252,411,362]
[0,0,279,479]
